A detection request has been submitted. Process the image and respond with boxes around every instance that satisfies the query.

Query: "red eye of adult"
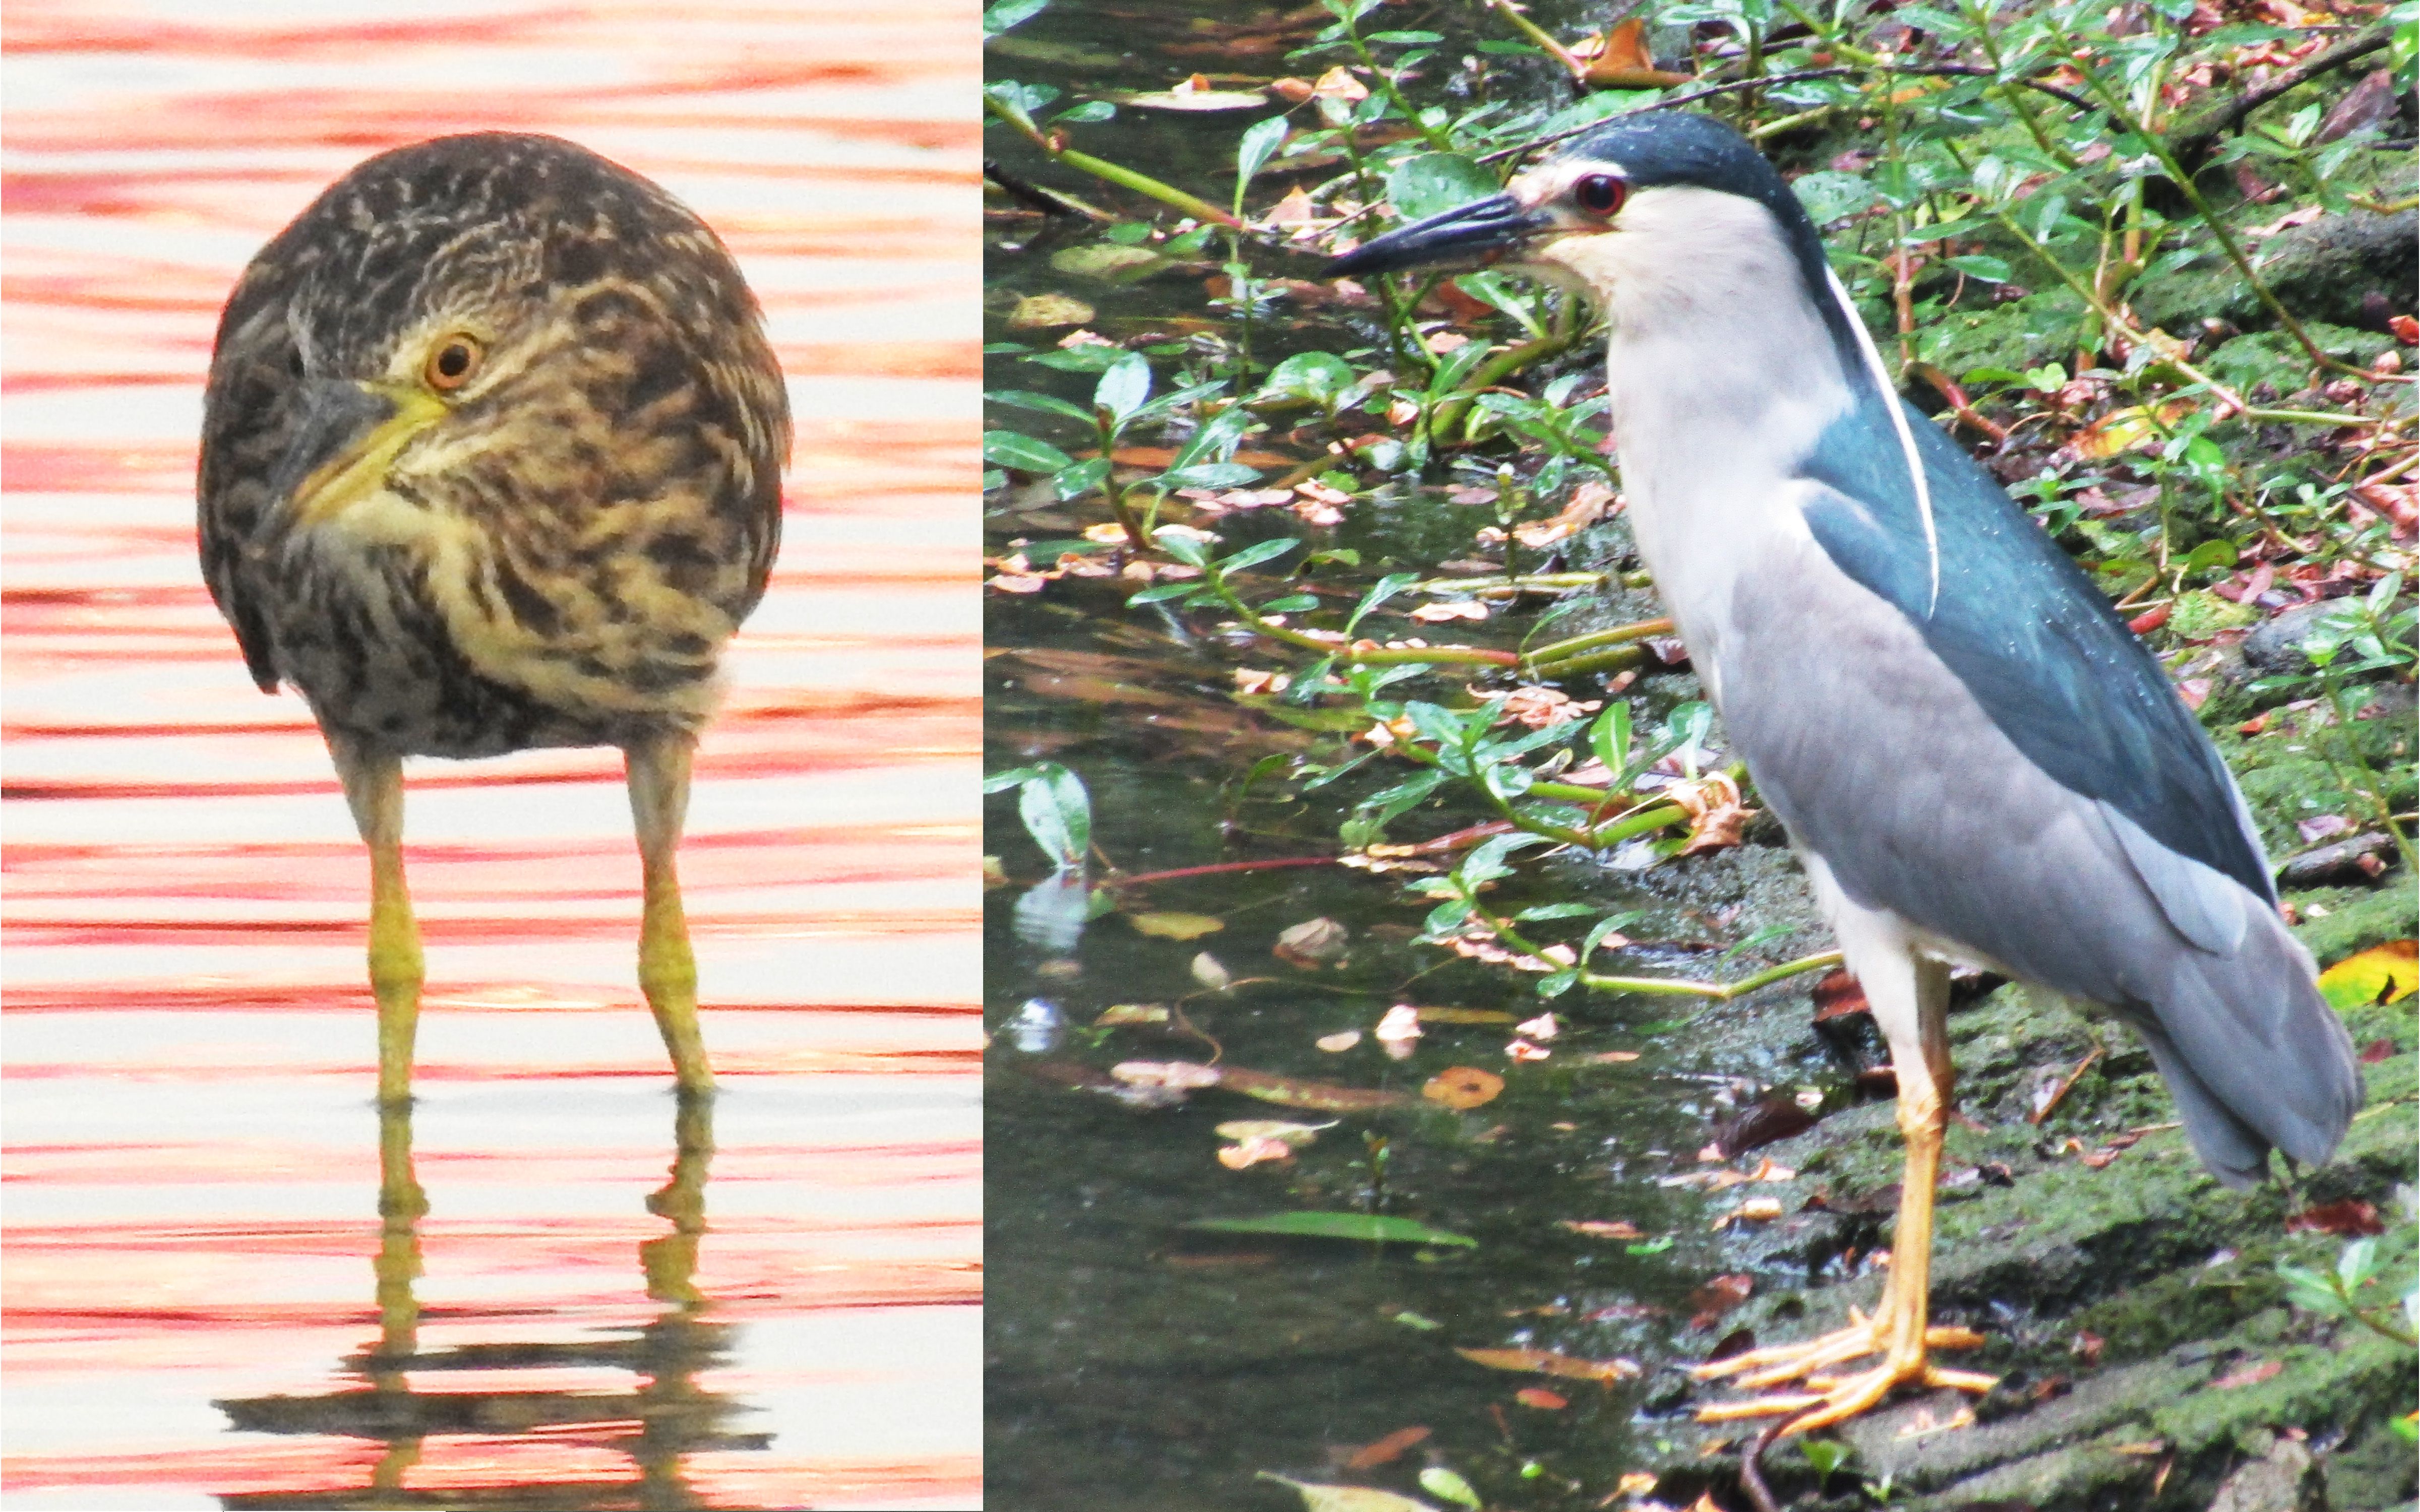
[1575,173,1627,216]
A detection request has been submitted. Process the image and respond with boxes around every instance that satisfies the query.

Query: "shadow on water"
[213,1099,759,1512]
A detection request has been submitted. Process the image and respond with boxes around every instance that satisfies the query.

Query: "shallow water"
[3,3,980,1507]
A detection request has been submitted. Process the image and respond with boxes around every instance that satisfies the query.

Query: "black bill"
[1323,192,1552,279]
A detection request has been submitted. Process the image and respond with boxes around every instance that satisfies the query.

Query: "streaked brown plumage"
[198,132,791,1101]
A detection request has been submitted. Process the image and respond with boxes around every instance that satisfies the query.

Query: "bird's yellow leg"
[628,735,713,1096]
[331,735,423,1105]
[1695,960,1994,1430]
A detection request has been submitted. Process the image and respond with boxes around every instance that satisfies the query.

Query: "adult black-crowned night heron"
[1329,112,2361,1433]
[199,133,791,1104]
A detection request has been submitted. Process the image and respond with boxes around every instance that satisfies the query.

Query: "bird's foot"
[1690,1309,1994,1430]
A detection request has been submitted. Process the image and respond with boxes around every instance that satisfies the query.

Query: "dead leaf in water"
[1192,952,1233,990]
[1111,1060,1222,1089]
[1686,1274,1754,1329]
[1007,292,1095,330]
[1095,1003,1170,1027]
[1343,1424,1431,1470]
[1559,1219,1644,1240]
[1129,911,1225,940]
[1315,1029,1362,1052]
[1514,1387,1568,1410]
[1218,1135,1295,1168]
[1712,1198,1785,1229]
[1219,1065,1413,1111]
[1415,1006,1516,1025]
[1257,1474,1434,1512]
[1275,915,1349,967]
[1423,1066,1504,1110]
[1455,1347,1640,1382]
[1216,1119,1334,1145]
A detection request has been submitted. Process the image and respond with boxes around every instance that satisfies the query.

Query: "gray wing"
[1801,396,2274,902]
[1718,530,2360,1182]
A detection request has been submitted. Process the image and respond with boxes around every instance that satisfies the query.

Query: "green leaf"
[1023,344,1129,373]
[1128,580,1205,606]
[1153,527,1212,568]
[1260,350,1359,406]
[1053,456,1112,500]
[1013,763,1090,868]
[1625,1234,1675,1255]
[1161,462,1263,489]
[1218,536,1301,574]
[1095,352,1153,425]
[1188,1211,1477,1246]
[1790,169,1878,226]
[1948,254,2012,283]
[1384,152,1499,221]
[1581,911,1640,960]
[988,388,1096,422]
[984,430,1075,472]
[981,0,1048,37]
[1514,902,1595,921]
[1236,115,1291,212]
[1418,1468,1482,1511]
[1346,571,1420,634]
[1589,701,1632,780]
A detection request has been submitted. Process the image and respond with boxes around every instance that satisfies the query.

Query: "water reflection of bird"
[199,134,791,1102]
[1329,112,2360,1434]
[214,1098,748,1506]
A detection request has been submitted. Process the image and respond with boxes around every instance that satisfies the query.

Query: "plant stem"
[986,91,1246,227]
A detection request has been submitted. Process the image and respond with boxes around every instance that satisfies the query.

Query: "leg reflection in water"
[215,1095,763,1508]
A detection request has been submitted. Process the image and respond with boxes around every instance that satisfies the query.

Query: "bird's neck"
[1552,188,1870,662]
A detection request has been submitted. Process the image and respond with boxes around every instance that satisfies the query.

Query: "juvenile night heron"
[1329,113,2361,1432]
[200,133,791,1104]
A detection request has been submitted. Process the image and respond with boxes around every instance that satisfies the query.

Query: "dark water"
[4,5,979,1507]
[981,7,1845,1506]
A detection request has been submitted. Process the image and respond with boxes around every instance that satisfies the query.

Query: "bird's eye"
[424,335,483,391]
[1574,173,1627,217]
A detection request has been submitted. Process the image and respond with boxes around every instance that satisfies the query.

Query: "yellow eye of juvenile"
[425,335,482,391]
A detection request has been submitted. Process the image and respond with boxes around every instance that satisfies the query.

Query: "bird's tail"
[2140,906,2362,1188]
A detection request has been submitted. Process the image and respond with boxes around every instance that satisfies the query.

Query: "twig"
[985,90,1247,229]
[1580,950,1845,1000]
[2170,26,2393,168]
[1739,1416,1790,1512]
[1110,857,1343,887]
[1481,64,2097,165]
[2028,1044,2104,1125]
[984,158,1108,220]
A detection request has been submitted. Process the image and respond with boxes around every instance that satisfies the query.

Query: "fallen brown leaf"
[1424,1065,1505,1110]
[1686,1274,1754,1329]
[1343,1424,1431,1470]
[2210,1358,2284,1390]
[2285,1198,2385,1237]
[1455,1346,1640,1382]
[1275,915,1350,968]
[1559,1219,1645,1240]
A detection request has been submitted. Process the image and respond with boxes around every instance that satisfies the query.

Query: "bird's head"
[1326,112,1861,362]
[208,133,789,546]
